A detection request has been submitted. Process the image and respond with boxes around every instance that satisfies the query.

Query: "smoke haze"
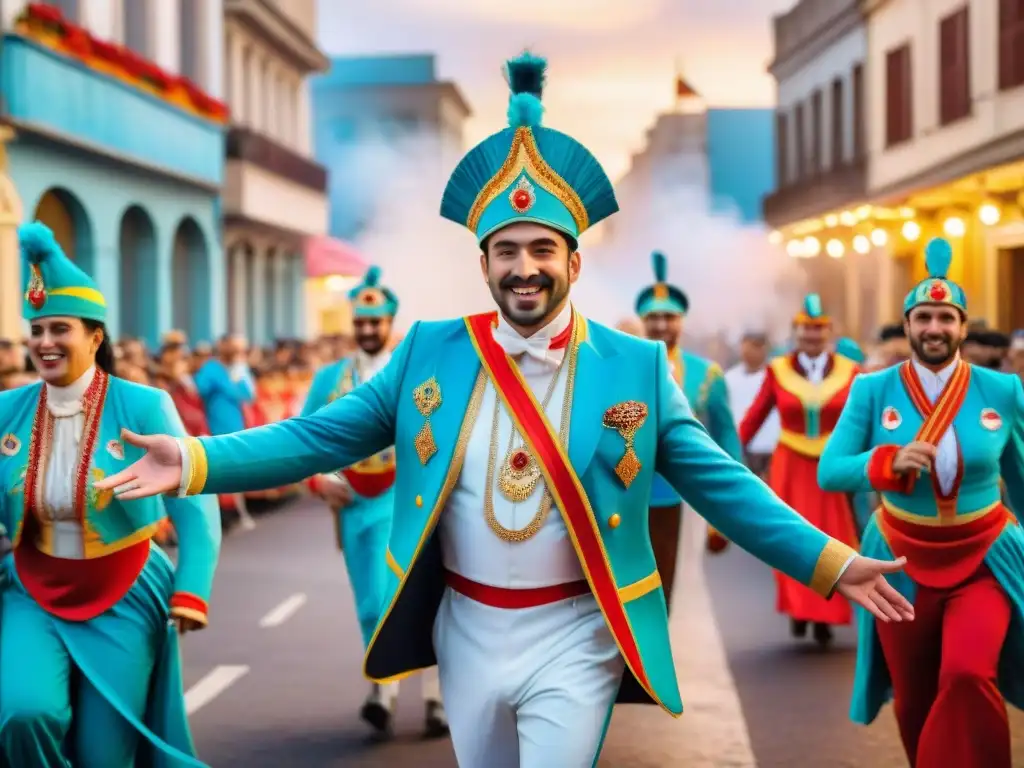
[328,129,805,345]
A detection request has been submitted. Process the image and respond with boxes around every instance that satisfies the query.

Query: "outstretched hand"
[94,430,184,500]
[835,555,915,623]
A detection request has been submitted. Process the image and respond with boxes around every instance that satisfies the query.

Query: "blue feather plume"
[18,221,61,265]
[363,265,381,287]
[652,251,667,282]
[804,293,824,318]
[506,52,546,98]
[924,237,952,278]
[507,93,544,128]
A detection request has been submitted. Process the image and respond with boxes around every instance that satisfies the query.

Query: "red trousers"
[876,566,1012,768]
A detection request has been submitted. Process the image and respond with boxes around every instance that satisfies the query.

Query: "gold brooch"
[412,378,442,464]
[602,401,648,489]
[0,433,20,457]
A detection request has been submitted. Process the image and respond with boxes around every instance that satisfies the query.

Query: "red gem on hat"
[27,288,46,309]
[510,450,530,471]
[928,281,948,301]
[509,177,536,214]
[26,265,46,309]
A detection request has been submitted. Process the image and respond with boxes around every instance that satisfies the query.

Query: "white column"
[249,247,266,345]
[296,80,312,155]
[272,251,288,337]
[228,34,245,123]
[292,253,307,338]
[229,245,247,334]
[151,0,181,73]
[202,0,223,98]
[0,142,23,341]
[80,0,122,39]
[246,47,262,133]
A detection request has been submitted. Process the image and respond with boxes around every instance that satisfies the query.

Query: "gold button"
[608,513,621,529]
[415,495,423,507]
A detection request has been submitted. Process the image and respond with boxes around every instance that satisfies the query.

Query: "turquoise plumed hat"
[903,237,966,315]
[440,52,618,248]
[835,337,865,364]
[794,293,829,325]
[348,265,398,318]
[635,251,689,316]
[19,221,106,324]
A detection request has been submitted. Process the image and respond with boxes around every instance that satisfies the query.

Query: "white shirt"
[724,363,780,454]
[797,351,830,384]
[43,365,95,559]
[439,302,584,588]
[911,357,959,495]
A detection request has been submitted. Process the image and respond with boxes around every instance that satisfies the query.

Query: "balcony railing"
[762,156,868,227]
[1,36,224,187]
[226,127,327,192]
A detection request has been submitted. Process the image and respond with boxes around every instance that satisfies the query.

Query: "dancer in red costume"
[738,294,860,647]
[821,238,1024,768]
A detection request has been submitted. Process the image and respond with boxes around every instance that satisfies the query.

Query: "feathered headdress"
[635,251,689,316]
[902,237,967,315]
[349,265,398,318]
[440,51,619,248]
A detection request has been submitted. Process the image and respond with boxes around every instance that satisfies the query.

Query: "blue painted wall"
[8,139,225,346]
[706,108,775,223]
[314,54,437,88]
[2,36,225,187]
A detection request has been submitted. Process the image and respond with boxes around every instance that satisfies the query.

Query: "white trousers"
[433,588,624,768]
[377,665,441,703]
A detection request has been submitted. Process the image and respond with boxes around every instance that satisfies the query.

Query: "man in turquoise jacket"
[819,237,1024,768]
[635,252,742,606]
[102,51,912,768]
[302,265,446,738]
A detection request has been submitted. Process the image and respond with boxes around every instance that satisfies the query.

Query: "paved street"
[181,500,1024,767]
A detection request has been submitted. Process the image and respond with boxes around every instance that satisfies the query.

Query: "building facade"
[0,0,227,346]
[768,0,1024,333]
[762,0,872,340]
[311,54,471,242]
[222,0,328,345]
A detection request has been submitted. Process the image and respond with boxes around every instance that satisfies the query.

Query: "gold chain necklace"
[484,320,580,543]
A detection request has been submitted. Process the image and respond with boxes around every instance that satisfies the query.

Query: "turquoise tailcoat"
[0,376,220,766]
[818,364,1024,724]
[187,316,852,715]
[650,347,742,507]
[302,356,395,647]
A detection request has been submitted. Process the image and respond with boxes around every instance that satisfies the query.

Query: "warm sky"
[316,0,795,181]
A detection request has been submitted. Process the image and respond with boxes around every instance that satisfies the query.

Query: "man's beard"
[357,337,385,355]
[910,333,959,366]
[492,272,566,328]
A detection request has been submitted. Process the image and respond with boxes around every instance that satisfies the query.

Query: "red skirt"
[769,445,858,625]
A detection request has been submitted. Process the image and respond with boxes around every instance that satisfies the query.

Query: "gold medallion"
[497,446,542,502]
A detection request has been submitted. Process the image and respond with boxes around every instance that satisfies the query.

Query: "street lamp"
[786,239,804,258]
[901,221,921,241]
[978,203,1001,226]
[853,235,871,254]
[870,228,889,247]
[943,216,966,237]
[802,236,821,257]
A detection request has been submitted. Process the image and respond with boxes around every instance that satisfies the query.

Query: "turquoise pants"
[0,547,205,768]
[339,491,394,648]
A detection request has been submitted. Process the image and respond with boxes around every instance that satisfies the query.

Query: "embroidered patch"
[412,377,442,417]
[881,407,901,430]
[90,467,114,511]
[980,408,1003,431]
[106,439,124,461]
[602,401,649,489]
[0,433,20,457]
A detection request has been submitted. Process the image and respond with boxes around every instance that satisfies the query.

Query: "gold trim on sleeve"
[184,437,209,496]
[617,570,662,604]
[809,538,857,597]
[169,606,209,626]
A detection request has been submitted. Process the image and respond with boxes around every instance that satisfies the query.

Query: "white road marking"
[184,665,249,715]
[258,592,307,628]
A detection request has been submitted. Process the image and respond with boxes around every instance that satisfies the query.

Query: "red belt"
[444,570,590,609]
[879,502,1015,589]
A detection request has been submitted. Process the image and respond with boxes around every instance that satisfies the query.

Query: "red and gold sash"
[464,312,654,699]
[898,360,970,519]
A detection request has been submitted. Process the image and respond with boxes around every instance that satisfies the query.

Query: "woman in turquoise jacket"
[0,222,221,767]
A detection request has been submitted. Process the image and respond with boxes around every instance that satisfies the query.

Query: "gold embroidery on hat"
[467,127,588,234]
